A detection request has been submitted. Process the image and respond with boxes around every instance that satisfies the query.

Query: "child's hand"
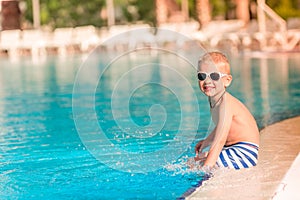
[187,152,207,169]
[194,152,207,162]
[187,157,204,169]
[195,140,204,156]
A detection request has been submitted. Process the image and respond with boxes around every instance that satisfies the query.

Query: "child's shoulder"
[226,93,246,108]
[226,92,237,102]
[226,92,251,114]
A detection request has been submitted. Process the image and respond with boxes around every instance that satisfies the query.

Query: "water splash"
[164,156,204,175]
[164,155,220,180]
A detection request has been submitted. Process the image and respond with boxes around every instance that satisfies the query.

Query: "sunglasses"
[197,72,227,81]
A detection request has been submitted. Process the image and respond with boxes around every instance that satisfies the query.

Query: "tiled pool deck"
[187,116,300,200]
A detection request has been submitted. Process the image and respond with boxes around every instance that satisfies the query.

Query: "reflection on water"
[229,53,300,128]
[260,58,271,126]
[0,52,299,199]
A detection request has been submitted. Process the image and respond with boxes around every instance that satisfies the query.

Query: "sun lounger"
[18,29,47,57]
[74,25,101,52]
[46,27,75,56]
[0,30,21,58]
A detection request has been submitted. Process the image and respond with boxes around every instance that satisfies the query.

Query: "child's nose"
[204,77,213,83]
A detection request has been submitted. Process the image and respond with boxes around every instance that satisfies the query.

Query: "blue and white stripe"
[217,142,259,169]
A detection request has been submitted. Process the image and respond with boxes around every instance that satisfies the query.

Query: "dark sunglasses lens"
[210,73,220,81]
[198,73,206,81]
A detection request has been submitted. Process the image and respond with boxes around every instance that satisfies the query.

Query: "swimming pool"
[0,51,300,199]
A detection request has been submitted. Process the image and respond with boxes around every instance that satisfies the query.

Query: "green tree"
[24,0,105,28]
[267,0,300,19]
[21,0,300,29]
[123,0,155,26]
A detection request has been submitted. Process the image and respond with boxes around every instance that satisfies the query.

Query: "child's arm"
[194,129,216,157]
[203,101,233,167]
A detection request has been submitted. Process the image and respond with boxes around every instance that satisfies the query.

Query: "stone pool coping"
[186,116,300,200]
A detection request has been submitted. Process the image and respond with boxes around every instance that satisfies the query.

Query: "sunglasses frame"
[197,72,228,81]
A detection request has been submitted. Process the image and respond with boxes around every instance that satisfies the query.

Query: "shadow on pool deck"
[187,116,300,200]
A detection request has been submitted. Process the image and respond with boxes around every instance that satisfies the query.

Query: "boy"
[194,52,259,170]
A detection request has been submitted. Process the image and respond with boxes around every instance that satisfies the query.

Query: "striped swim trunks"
[217,141,259,169]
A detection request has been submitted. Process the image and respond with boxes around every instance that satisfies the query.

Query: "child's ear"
[224,75,233,87]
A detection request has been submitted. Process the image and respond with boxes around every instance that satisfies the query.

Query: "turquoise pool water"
[0,51,300,199]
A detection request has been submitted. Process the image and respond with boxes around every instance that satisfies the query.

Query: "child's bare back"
[214,92,259,146]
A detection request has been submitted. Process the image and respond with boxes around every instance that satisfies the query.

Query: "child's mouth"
[204,85,214,92]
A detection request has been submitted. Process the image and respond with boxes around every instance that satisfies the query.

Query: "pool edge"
[185,115,300,199]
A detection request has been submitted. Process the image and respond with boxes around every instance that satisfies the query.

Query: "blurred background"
[1,0,300,30]
[0,0,300,58]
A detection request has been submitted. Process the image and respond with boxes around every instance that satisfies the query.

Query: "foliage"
[211,0,227,18]
[22,0,300,29]
[122,0,156,26]
[24,0,105,28]
[267,0,300,19]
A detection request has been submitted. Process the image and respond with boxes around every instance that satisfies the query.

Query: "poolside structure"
[0,29,21,58]
[0,0,299,59]
[1,20,299,60]
[18,29,47,57]
[205,0,300,52]
[0,25,101,58]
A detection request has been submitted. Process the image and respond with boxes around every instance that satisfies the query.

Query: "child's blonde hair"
[198,52,231,75]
